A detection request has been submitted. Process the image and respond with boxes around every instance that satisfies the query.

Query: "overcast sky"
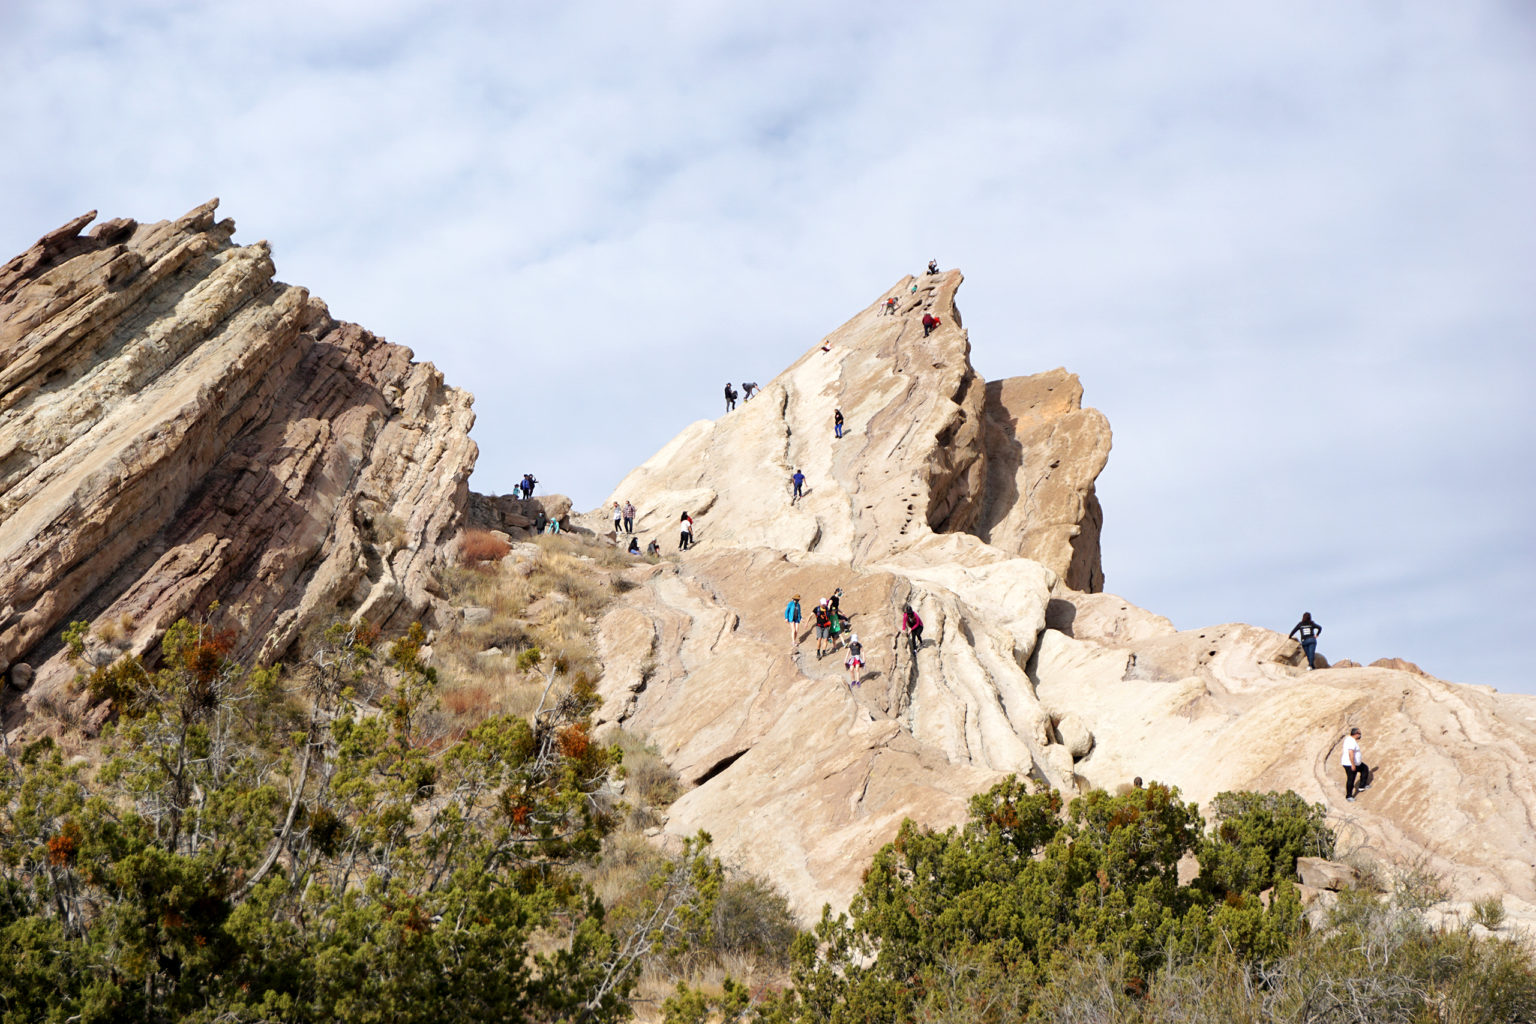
[2,2,1532,692]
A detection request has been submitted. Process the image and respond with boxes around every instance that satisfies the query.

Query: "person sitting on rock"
[845,634,865,687]
[813,600,835,659]
[646,538,661,557]
[927,259,939,275]
[922,312,940,337]
[627,536,640,555]
[1289,612,1323,669]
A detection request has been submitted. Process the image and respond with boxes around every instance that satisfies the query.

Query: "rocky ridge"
[1,203,477,733]
[587,272,1536,926]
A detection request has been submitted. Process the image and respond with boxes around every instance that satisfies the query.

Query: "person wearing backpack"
[785,594,802,649]
[845,634,865,687]
[813,599,835,659]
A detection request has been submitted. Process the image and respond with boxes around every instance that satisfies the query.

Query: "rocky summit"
[2,205,1532,932]
[0,202,477,733]
[586,270,1536,926]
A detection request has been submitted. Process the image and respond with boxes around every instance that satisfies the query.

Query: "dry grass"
[459,528,512,565]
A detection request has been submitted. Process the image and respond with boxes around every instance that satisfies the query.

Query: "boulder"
[1297,857,1362,892]
[1055,712,1095,760]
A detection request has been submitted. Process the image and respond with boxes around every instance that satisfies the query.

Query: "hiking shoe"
[1359,784,1371,791]
[1346,796,1356,802]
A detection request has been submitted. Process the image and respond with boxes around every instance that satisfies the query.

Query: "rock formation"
[589,270,1536,928]
[0,202,477,733]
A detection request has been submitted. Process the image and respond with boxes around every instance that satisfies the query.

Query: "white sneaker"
[1346,796,1356,802]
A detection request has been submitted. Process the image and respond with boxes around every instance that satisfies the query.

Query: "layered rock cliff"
[0,202,476,731]
[588,271,1536,927]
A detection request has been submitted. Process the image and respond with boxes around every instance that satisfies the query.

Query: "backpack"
[814,606,832,628]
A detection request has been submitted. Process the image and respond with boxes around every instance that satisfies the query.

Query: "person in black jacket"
[1289,612,1323,669]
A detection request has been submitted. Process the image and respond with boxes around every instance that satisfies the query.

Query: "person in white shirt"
[1341,727,1371,801]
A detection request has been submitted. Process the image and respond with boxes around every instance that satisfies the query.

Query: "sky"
[2,1,1532,692]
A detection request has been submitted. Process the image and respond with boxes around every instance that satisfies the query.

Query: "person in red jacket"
[922,312,940,337]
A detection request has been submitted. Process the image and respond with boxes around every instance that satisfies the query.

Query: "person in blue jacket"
[785,594,802,649]
[791,468,806,502]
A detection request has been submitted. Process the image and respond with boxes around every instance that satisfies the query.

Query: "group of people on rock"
[785,590,866,686]
[724,382,760,412]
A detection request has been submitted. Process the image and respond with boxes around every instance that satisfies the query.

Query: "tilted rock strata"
[0,202,476,728]
[590,272,1536,927]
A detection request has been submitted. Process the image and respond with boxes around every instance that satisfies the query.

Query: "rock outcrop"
[0,202,477,732]
[588,271,1536,928]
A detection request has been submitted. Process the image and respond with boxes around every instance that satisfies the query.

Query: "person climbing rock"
[813,599,834,659]
[827,587,848,632]
[1341,727,1371,801]
[627,536,640,555]
[646,538,660,556]
[612,502,623,534]
[678,511,694,551]
[845,634,865,687]
[742,382,759,400]
[785,594,803,649]
[790,468,806,503]
[922,312,940,337]
[833,408,844,439]
[725,382,737,412]
[898,603,924,655]
[884,296,898,315]
[927,259,939,275]
[622,500,635,534]
[1290,613,1323,669]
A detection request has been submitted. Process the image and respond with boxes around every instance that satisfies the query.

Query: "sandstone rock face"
[0,203,477,730]
[589,271,1536,930]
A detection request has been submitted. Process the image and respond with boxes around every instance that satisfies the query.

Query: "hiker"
[899,603,924,653]
[521,473,538,499]
[821,338,832,353]
[627,536,640,555]
[834,408,844,439]
[845,634,865,687]
[612,502,623,534]
[826,587,848,630]
[646,538,661,556]
[813,599,834,659]
[1289,613,1323,669]
[678,511,694,551]
[742,382,759,400]
[546,516,561,535]
[532,509,547,534]
[785,594,803,649]
[927,259,939,275]
[883,296,898,315]
[790,468,805,502]
[922,312,939,337]
[622,500,635,534]
[1341,727,1372,802]
[725,382,737,412]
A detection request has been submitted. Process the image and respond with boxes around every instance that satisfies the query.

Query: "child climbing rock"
[846,634,864,686]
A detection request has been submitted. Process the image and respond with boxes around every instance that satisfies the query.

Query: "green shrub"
[1472,895,1506,930]
[1199,789,1334,896]
[515,646,543,672]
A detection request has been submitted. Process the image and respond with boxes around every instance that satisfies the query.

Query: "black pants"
[1344,763,1372,798]
[623,516,633,533]
[679,531,691,550]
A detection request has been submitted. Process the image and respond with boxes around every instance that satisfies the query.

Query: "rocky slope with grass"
[588,270,1536,928]
[0,202,476,736]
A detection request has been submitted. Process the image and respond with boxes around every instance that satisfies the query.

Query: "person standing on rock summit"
[1341,727,1371,801]
[1290,612,1323,669]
